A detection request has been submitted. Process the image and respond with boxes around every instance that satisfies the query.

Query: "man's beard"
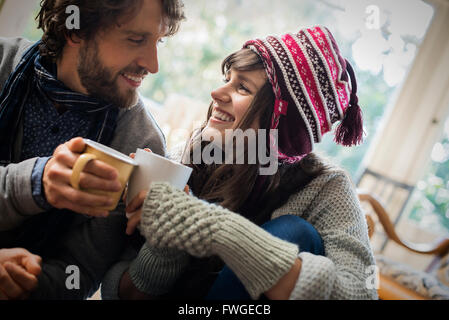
[77,41,145,109]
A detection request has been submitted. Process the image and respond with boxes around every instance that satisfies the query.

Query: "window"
[406,116,449,236]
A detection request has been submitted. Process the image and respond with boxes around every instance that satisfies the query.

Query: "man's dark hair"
[37,0,185,60]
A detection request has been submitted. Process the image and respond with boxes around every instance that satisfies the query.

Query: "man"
[0,0,185,299]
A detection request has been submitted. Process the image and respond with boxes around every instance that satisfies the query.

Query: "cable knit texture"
[140,183,299,299]
[271,167,378,300]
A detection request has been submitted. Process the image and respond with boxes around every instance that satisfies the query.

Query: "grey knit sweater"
[135,150,378,300]
[270,165,378,299]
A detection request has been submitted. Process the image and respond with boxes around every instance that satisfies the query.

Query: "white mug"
[126,149,193,206]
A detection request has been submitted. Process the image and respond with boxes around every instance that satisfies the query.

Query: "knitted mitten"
[139,182,299,299]
[128,243,190,296]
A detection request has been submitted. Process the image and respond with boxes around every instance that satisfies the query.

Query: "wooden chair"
[358,191,449,300]
[357,168,415,253]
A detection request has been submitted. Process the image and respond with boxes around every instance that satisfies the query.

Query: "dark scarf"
[0,41,120,256]
[0,41,119,166]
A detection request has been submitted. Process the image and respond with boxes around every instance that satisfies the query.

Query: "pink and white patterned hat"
[244,25,363,163]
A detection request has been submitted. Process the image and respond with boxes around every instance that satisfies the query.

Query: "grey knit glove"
[128,243,190,296]
[139,182,299,299]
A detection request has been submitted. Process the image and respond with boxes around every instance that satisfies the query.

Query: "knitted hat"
[243,25,363,163]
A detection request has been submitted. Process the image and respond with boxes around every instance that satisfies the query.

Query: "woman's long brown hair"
[183,49,325,222]
[183,49,277,213]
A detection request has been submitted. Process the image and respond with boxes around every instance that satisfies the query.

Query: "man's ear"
[65,32,83,47]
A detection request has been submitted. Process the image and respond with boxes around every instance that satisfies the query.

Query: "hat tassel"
[334,98,363,146]
[334,61,364,147]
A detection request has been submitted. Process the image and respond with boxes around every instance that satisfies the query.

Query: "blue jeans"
[205,215,325,300]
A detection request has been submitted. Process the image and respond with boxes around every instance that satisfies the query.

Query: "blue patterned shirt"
[21,77,92,209]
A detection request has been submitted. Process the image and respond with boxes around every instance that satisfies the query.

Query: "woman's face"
[204,67,267,138]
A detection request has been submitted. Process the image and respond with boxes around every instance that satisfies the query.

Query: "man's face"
[77,0,167,108]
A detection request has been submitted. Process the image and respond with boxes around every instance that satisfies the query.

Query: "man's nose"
[137,45,159,74]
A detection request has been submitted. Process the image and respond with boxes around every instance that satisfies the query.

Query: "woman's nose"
[211,85,231,103]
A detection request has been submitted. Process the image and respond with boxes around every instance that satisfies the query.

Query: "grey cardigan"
[0,37,166,299]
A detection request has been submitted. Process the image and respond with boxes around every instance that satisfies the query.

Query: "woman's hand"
[122,148,152,205]
[125,190,148,235]
[124,148,190,235]
[125,185,190,236]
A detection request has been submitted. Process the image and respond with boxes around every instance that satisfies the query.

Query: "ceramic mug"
[70,139,137,211]
[126,149,193,206]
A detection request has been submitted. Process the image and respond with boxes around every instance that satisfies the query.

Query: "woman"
[105,25,377,300]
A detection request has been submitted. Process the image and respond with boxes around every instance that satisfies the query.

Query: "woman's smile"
[210,107,236,124]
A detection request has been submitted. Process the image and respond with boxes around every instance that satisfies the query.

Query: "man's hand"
[43,137,122,217]
[0,248,42,300]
